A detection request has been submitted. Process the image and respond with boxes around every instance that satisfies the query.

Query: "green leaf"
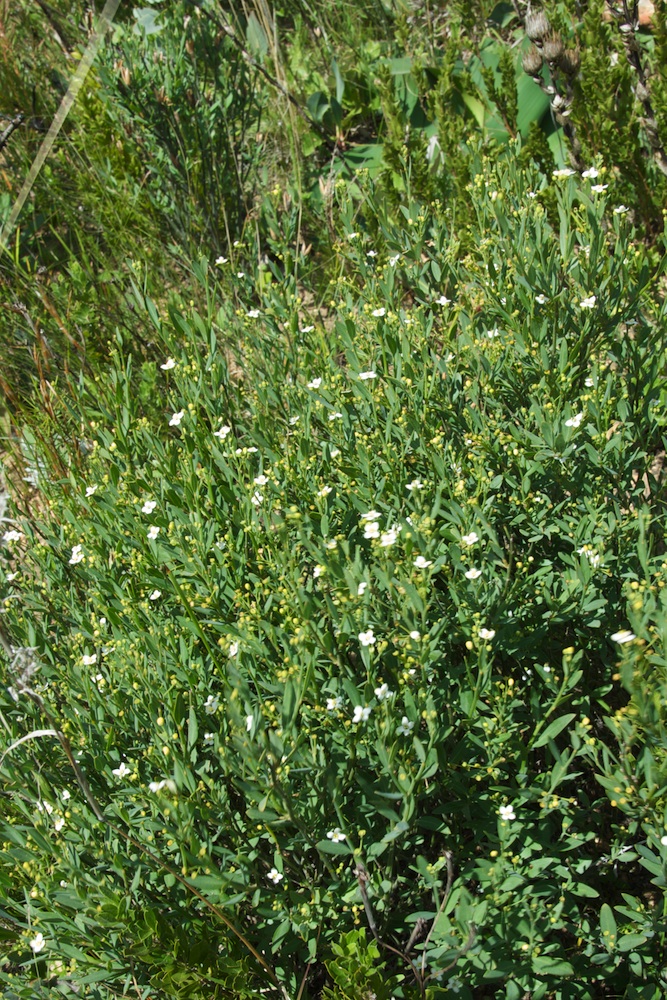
[600,903,617,950]
[532,713,576,748]
[316,839,352,855]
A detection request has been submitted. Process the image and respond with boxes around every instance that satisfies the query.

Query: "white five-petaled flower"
[585,376,594,387]
[372,307,386,318]
[610,630,636,644]
[317,486,332,497]
[361,510,381,521]
[149,780,167,793]
[160,358,176,370]
[591,184,608,194]
[204,695,219,714]
[414,556,432,569]
[461,532,479,547]
[81,653,97,666]
[582,167,599,179]
[254,474,269,486]
[169,410,184,426]
[147,525,160,540]
[410,630,421,640]
[580,295,596,309]
[479,628,496,640]
[228,641,239,657]
[358,629,376,647]
[486,328,500,338]
[364,521,380,540]
[535,294,547,304]
[112,762,131,779]
[85,484,98,497]
[353,705,372,723]
[374,683,394,701]
[367,250,377,258]
[307,377,322,389]
[313,565,324,579]
[30,932,46,953]
[465,567,482,580]
[406,479,424,491]
[267,868,284,884]
[214,424,231,439]
[565,412,584,428]
[289,416,300,426]
[215,256,228,265]
[328,411,343,421]
[358,370,377,380]
[397,716,414,736]
[54,817,65,832]
[327,827,346,842]
[553,168,575,178]
[246,309,260,318]
[380,526,400,547]
[388,254,400,266]
[435,295,451,306]
[301,325,315,333]
[499,804,515,821]
[357,582,368,596]
[3,530,22,543]
[69,544,84,564]
[61,790,71,801]
[251,492,263,506]
[149,589,161,600]
[142,499,157,514]
[326,696,342,711]
[245,714,254,732]
[614,204,629,214]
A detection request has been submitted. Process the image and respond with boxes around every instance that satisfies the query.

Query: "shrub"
[1,151,667,998]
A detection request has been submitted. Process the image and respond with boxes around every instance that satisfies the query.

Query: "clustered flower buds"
[525,10,551,44]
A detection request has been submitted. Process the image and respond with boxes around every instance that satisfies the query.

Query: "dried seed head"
[525,10,551,43]
[522,45,544,76]
[560,48,581,76]
[542,33,564,65]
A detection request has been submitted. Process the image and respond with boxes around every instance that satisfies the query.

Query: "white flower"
[435,295,451,306]
[245,714,254,732]
[380,526,400,547]
[486,327,500,338]
[267,868,284,884]
[69,544,84,565]
[313,565,324,579]
[461,532,479,547]
[325,539,337,550]
[414,556,432,569]
[149,780,167,793]
[85,485,98,497]
[406,479,423,491]
[5,572,17,581]
[142,500,157,514]
[364,521,380,540]
[374,683,394,701]
[357,582,368,596]
[591,184,608,194]
[149,589,161,600]
[610,630,636,644]
[228,642,239,657]
[527,190,537,199]
[565,412,584,428]
[246,309,260,319]
[580,295,596,309]
[112,762,131,779]
[348,232,359,240]
[465,567,482,580]
[237,272,245,278]
[254,474,269,486]
[328,411,343,421]
[582,167,599,179]
[661,835,667,846]
[147,525,160,540]
[478,628,496,640]
[317,486,332,497]
[358,629,376,647]
[30,932,46,953]
[367,250,377,258]
[160,358,176,370]
[409,630,421,640]
[614,204,629,214]
[54,817,65,832]
[553,168,575,178]
[397,716,414,736]
[358,370,377,380]
[214,424,231,439]
[326,827,346,842]
[585,376,594,387]
[251,492,263,506]
[388,254,400,266]
[301,325,315,333]
[307,377,322,389]
[499,804,515,821]
[289,415,300,426]
[204,695,219,714]
[37,801,53,815]
[215,256,228,265]
[169,410,184,426]
[326,696,342,711]
[353,705,372,723]
[3,530,21,543]
[535,294,547,304]
[81,653,97,666]
[361,510,381,521]
[372,307,386,317]
[61,790,71,801]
